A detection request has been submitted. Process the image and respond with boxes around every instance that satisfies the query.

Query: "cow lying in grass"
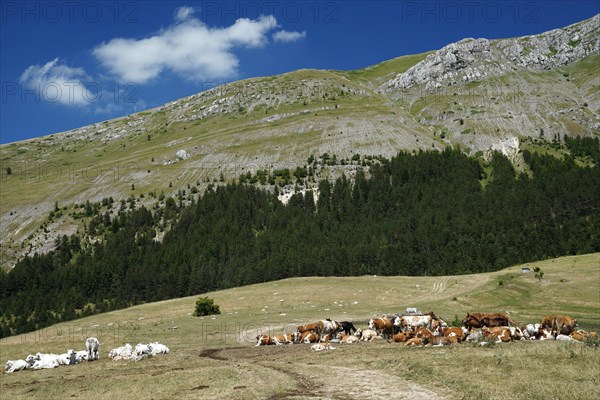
[300,331,319,343]
[392,331,414,343]
[332,333,359,343]
[311,343,336,352]
[355,328,380,342]
[109,343,133,360]
[482,326,524,343]
[570,329,598,342]
[4,359,28,373]
[108,342,169,360]
[255,334,298,346]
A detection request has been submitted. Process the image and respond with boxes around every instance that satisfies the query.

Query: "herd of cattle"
[255,309,598,349]
[4,310,597,373]
[4,338,169,373]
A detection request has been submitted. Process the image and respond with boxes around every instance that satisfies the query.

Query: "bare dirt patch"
[200,345,446,400]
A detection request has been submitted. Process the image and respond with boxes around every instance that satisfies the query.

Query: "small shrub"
[193,297,221,317]
[451,314,461,327]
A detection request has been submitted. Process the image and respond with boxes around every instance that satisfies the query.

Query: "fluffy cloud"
[19,58,94,106]
[93,14,279,83]
[272,30,307,43]
[174,6,195,21]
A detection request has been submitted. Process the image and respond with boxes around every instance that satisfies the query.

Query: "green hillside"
[0,253,598,399]
[2,147,598,338]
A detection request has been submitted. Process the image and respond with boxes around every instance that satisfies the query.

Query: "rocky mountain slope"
[1,14,599,270]
[383,14,599,91]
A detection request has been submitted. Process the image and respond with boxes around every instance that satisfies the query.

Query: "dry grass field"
[1,253,599,399]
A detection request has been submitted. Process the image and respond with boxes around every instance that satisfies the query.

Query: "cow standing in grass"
[86,337,100,361]
[369,317,393,339]
[462,313,517,331]
[540,315,578,336]
[339,321,357,335]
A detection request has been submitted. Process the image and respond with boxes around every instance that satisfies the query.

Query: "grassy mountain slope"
[0,253,598,399]
[1,17,599,269]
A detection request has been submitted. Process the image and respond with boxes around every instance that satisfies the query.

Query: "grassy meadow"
[1,253,599,399]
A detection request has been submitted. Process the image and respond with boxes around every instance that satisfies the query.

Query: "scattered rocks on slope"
[176,149,190,160]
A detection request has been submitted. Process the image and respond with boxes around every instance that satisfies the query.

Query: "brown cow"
[482,326,523,343]
[570,330,598,342]
[414,327,434,340]
[425,312,446,331]
[462,313,517,330]
[427,336,453,346]
[404,337,427,347]
[369,317,393,339]
[297,322,319,334]
[319,333,334,342]
[540,315,578,336]
[335,333,360,344]
[442,327,467,343]
[482,327,512,343]
[271,333,298,345]
[392,331,414,343]
[300,331,319,343]
[255,335,274,346]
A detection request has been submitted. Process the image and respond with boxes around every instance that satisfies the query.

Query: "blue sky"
[1,1,598,144]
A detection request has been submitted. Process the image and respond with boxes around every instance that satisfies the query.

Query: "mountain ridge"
[382,14,599,91]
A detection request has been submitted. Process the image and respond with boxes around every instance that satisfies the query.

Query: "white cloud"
[174,6,195,21]
[93,14,279,84]
[272,30,306,43]
[19,58,94,106]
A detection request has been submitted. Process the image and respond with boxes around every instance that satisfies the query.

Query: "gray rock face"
[383,14,600,91]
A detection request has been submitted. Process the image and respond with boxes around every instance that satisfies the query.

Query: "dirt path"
[200,346,446,400]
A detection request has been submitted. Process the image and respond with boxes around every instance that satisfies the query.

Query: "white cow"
[134,343,151,356]
[524,323,542,340]
[86,337,100,361]
[356,328,379,342]
[27,353,60,370]
[556,334,576,341]
[108,343,133,361]
[56,351,73,366]
[394,315,433,332]
[311,343,336,352]
[74,350,88,363]
[334,333,359,343]
[465,328,483,342]
[148,342,170,355]
[539,328,556,340]
[5,359,29,373]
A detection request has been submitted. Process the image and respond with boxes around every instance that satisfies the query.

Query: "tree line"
[0,142,599,338]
